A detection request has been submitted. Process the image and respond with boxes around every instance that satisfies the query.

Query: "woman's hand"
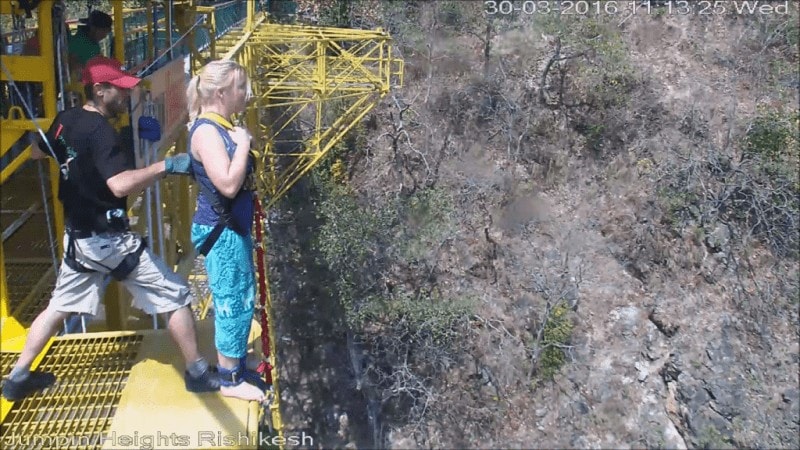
[230,126,252,150]
[192,124,251,198]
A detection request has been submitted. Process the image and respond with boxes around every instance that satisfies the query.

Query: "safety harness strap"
[64,234,148,281]
[109,237,148,281]
[197,222,226,256]
[63,235,93,274]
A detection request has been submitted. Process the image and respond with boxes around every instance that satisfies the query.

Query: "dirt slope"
[271,4,799,449]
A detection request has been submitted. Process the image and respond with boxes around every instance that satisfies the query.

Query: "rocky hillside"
[269,2,799,448]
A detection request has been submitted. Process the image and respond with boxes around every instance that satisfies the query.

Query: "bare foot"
[221,381,266,402]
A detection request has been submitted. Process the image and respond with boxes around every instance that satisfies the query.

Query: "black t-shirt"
[39,107,134,230]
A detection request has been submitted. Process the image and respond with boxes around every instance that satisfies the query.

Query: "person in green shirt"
[67,10,112,76]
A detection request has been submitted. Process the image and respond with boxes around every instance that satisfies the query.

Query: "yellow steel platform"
[1,321,260,450]
[104,320,260,450]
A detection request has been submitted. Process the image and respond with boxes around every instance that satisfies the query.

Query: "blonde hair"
[186,59,250,124]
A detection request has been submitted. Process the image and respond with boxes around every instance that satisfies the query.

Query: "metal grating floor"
[1,334,143,450]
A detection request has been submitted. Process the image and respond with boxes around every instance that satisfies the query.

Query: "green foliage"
[536,303,573,380]
[744,108,799,169]
[533,14,637,156]
[576,18,636,109]
[436,1,464,27]
[657,185,700,232]
[364,291,473,347]
[374,1,425,51]
[318,0,352,27]
[583,123,606,153]
[315,179,397,327]
[698,425,734,450]
[314,139,349,182]
[655,108,798,259]
[787,21,800,49]
[315,174,466,334]
[313,98,369,182]
[399,187,455,262]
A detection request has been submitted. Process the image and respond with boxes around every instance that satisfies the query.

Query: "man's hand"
[164,153,192,176]
[28,133,48,160]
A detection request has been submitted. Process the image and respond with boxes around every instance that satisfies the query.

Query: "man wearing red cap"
[1,56,220,401]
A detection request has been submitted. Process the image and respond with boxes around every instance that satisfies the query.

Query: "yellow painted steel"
[0,0,64,238]
[0,245,26,346]
[239,24,404,206]
[259,256,283,436]
[104,322,259,450]
[1,0,63,345]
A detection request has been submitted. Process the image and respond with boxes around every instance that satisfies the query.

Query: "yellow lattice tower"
[216,17,403,441]
[227,22,404,205]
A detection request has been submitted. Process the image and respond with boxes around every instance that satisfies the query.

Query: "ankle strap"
[217,366,244,387]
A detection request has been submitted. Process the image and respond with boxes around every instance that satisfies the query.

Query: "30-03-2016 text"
[484,1,792,16]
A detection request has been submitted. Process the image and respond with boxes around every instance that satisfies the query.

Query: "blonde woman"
[186,60,265,402]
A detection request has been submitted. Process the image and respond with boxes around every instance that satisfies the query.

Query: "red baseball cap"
[82,56,141,89]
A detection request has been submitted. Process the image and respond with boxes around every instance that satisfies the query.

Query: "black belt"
[67,228,100,239]
[67,228,130,239]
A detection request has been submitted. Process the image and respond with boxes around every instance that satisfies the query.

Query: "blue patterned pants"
[191,224,255,358]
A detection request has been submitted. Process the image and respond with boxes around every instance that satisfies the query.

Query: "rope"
[253,195,273,383]
[36,160,60,274]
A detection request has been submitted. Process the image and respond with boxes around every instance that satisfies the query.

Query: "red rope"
[253,196,273,383]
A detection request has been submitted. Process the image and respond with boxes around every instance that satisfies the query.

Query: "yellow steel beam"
[1,1,62,335]
[0,148,32,186]
[0,55,54,82]
[259,256,283,433]
[0,1,27,16]
[216,17,404,443]
[113,2,125,66]
[0,244,26,345]
[222,16,267,60]
[235,22,402,206]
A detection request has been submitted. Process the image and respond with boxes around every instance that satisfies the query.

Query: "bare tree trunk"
[482,20,493,78]
[424,3,438,104]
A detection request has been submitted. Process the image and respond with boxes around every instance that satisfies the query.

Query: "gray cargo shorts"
[50,231,192,316]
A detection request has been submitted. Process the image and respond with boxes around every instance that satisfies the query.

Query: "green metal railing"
[194,0,250,52]
[118,1,253,74]
[121,6,167,70]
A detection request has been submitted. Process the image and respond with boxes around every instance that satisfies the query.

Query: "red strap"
[253,196,273,383]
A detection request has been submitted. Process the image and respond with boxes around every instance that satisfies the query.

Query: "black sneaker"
[2,371,56,401]
[185,366,221,392]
